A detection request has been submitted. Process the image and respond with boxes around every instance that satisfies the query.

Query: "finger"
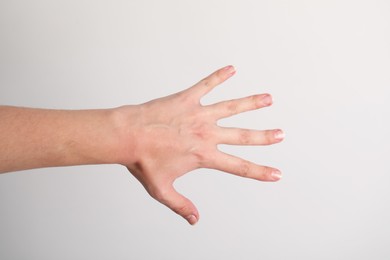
[207,94,273,119]
[152,185,199,225]
[188,65,236,100]
[217,128,285,145]
[208,151,282,182]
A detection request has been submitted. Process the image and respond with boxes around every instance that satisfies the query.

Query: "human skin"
[0,65,284,225]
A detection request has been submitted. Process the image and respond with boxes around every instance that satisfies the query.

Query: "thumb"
[154,185,199,225]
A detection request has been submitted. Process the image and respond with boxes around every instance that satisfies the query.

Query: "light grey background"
[1,0,389,259]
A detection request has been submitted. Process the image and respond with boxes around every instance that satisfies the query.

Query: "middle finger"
[217,127,285,145]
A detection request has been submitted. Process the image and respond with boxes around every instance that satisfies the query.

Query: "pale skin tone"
[0,65,284,225]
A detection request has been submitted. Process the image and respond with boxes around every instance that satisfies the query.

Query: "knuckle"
[200,77,211,87]
[177,91,192,103]
[259,166,273,178]
[193,147,216,167]
[239,129,252,145]
[238,160,251,177]
[171,203,191,215]
[195,148,208,163]
[251,95,260,108]
[254,94,267,107]
[149,186,169,203]
[192,148,207,165]
[226,100,239,115]
[215,72,224,82]
[265,130,275,144]
[192,123,213,141]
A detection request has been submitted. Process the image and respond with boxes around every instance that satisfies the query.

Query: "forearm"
[0,106,128,173]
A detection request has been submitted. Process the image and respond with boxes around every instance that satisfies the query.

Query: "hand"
[118,65,284,225]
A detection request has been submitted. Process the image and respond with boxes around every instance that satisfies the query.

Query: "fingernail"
[262,95,273,106]
[223,65,236,76]
[186,215,198,225]
[274,130,285,140]
[271,170,282,181]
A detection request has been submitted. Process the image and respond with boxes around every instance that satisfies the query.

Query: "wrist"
[111,105,142,167]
